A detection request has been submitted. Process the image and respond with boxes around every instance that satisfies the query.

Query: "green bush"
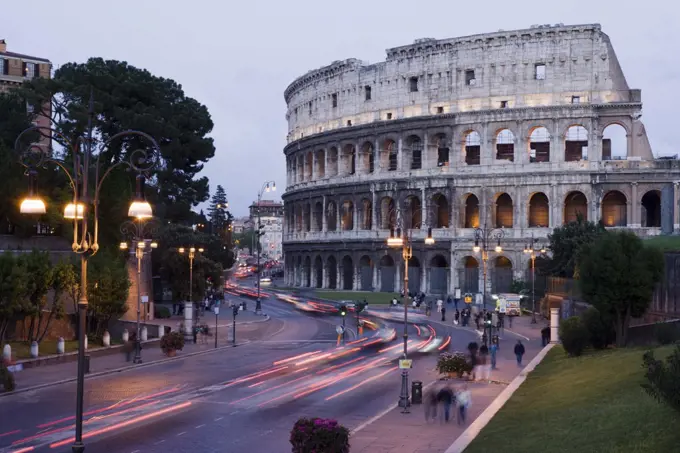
[437,352,472,377]
[641,346,680,413]
[559,316,590,357]
[290,417,349,453]
[654,322,678,345]
[155,305,172,319]
[160,331,185,355]
[582,307,613,349]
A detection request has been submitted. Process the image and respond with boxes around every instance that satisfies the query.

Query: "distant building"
[249,199,284,218]
[250,200,284,261]
[232,216,251,234]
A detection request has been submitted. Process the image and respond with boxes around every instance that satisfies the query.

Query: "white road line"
[503,329,531,341]
[195,424,205,429]
[177,431,186,436]
[229,410,240,415]
[214,416,224,421]
[131,450,140,453]
[154,440,166,445]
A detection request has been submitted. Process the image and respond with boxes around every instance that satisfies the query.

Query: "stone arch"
[432,133,450,167]
[341,255,353,290]
[326,200,337,231]
[295,204,303,232]
[602,124,628,160]
[429,254,448,294]
[314,149,325,178]
[341,200,354,231]
[459,256,479,293]
[406,135,423,170]
[379,254,395,292]
[314,255,323,288]
[296,154,304,182]
[313,201,323,231]
[495,129,515,162]
[407,256,421,294]
[326,255,337,289]
[564,191,588,224]
[564,125,588,162]
[379,196,396,229]
[305,151,313,180]
[380,139,397,171]
[360,141,374,174]
[528,192,549,227]
[464,193,480,228]
[296,255,303,286]
[404,195,422,229]
[303,202,311,232]
[327,146,339,176]
[529,126,550,163]
[341,144,356,175]
[360,198,372,230]
[641,190,661,228]
[463,131,481,165]
[303,256,311,287]
[359,255,373,291]
[493,256,513,294]
[601,190,627,227]
[495,193,513,228]
[431,193,449,228]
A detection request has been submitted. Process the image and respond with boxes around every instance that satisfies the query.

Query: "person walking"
[441,305,446,322]
[436,383,454,423]
[478,344,490,381]
[424,384,438,422]
[489,341,498,370]
[454,309,460,326]
[436,298,443,313]
[514,340,526,366]
[456,384,472,425]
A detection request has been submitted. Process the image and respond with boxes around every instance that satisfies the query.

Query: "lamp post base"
[72,441,85,453]
[398,369,410,413]
[255,298,262,315]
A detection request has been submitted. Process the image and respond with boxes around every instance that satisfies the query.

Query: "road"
[0,288,537,453]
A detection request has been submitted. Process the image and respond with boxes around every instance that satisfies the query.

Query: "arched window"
[602,124,628,160]
[565,126,588,162]
[496,129,515,162]
[529,127,550,163]
[464,131,481,165]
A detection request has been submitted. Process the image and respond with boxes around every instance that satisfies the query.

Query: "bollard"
[141,326,148,342]
[411,381,423,404]
[30,341,39,359]
[57,337,65,354]
[3,344,11,361]
[122,329,129,343]
[84,335,88,351]
[102,331,111,347]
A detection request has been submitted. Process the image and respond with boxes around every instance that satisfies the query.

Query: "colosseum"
[281,23,680,296]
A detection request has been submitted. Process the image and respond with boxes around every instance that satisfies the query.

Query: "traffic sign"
[141,295,149,304]
[336,325,345,335]
[399,359,413,369]
[214,307,220,315]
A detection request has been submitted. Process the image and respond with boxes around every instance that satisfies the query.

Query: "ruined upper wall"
[284,23,638,142]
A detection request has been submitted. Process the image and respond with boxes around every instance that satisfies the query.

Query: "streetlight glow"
[19,170,46,214]
[151,241,158,249]
[119,242,128,250]
[198,247,205,253]
[190,247,196,253]
[64,202,86,220]
[179,247,185,253]
[128,174,153,219]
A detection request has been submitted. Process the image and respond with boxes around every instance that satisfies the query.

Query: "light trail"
[229,373,312,405]
[325,366,397,400]
[438,336,451,351]
[0,430,20,438]
[273,351,321,366]
[223,366,288,387]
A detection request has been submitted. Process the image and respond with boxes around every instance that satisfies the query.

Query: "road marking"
[214,417,224,421]
[131,450,140,453]
[503,329,531,341]
[177,431,186,436]
[195,424,205,429]
[229,410,240,415]
[154,440,165,445]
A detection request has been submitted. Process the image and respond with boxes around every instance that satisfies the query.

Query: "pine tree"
[208,185,229,235]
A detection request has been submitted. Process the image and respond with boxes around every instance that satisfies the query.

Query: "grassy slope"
[466,346,680,453]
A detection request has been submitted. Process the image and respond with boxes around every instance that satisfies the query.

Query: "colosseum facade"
[281,23,680,296]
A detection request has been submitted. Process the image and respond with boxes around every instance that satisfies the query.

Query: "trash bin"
[411,380,423,404]
[84,354,91,374]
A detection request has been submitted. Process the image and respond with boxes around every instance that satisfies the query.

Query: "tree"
[579,230,664,346]
[547,215,605,277]
[208,185,229,234]
[86,252,130,336]
[22,57,216,227]
[20,251,53,342]
[0,253,30,342]
[36,261,74,343]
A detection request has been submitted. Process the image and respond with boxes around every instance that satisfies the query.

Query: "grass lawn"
[466,346,680,453]
[315,291,397,305]
[644,235,680,251]
[5,340,79,359]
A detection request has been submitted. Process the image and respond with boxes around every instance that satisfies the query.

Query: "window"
[365,85,372,101]
[465,70,476,86]
[436,106,444,114]
[308,101,312,115]
[409,76,418,92]
[535,64,546,80]
[0,58,7,75]
[332,93,337,108]
[33,63,40,78]
[571,96,581,104]
[500,101,508,109]
[386,112,392,120]
[437,147,450,167]
[22,62,28,77]
[346,120,352,126]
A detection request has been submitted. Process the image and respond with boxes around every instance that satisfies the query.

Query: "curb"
[445,342,556,453]
[0,315,270,398]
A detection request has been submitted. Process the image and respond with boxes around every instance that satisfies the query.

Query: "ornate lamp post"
[255,180,276,315]
[14,97,157,453]
[523,236,546,324]
[178,246,204,341]
[473,223,505,309]
[386,208,434,412]
[120,219,160,363]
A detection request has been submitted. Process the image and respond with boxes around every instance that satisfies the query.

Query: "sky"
[2,0,677,217]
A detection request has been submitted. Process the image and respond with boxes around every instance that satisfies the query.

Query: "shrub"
[0,358,16,392]
[582,306,613,349]
[290,417,350,453]
[641,346,680,413]
[559,316,590,357]
[654,322,678,345]
[155,305,172,319]
[160,331,185,355]
[436,352,472,377]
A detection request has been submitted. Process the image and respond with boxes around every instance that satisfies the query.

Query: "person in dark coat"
[436,384,454,422]
[514,340,526,366]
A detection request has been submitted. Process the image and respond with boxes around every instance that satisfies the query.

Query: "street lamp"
[120,218,160,363]
[178,245,204,342]
[14,95,158,453]
[255,180,275,315]
[523,236,547,324]
[473,223,505,310]
[386,208,434,412]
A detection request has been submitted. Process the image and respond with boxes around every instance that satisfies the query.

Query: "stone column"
[674,182,680,232]
[322,263,328,289]
[311,152,317,181]
[551,183,559,227]
[449,250,458,294]
[550,307,560,344]
[421,187,428,228]
[354,265,360,290]
[372,265,378,291]
[322,196,328,232]
[423,131,429,169]
[397,136,404,171]
[630,182,639,227]
[421,265,428,293]
[324,148,329,177]
[395,262,402,293]
[371,188,378,230]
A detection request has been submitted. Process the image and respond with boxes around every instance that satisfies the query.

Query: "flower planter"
[166,350,176,358]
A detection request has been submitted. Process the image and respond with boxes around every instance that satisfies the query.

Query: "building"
[281,23,680,295]
[232,216,251,234]
[250,200,284,261]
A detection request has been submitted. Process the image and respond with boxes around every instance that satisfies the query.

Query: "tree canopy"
[579,230,664,346]
[547,216,605,277]
[208,185,229,234]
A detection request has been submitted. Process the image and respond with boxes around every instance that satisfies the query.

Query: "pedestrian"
[391,297,398,310]
[541,327,551,346]
[454,309,460,326]
[447,295,452,306]
[514,340,526,366]
[436,298,443,313]
[441,305,446,322]
[456,384,472,425]
[436,383,454,423]
[474,312,481,330]
[124,332,136,362]
[489,341,498,370]
[479,344,490,381]
[508,314,514,328]
[424,385,438,422]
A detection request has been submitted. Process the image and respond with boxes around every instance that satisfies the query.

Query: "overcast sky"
[3,0,677,217]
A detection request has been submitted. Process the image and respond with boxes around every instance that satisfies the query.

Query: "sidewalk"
[4,313,270,394]
[348,316,544,453]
